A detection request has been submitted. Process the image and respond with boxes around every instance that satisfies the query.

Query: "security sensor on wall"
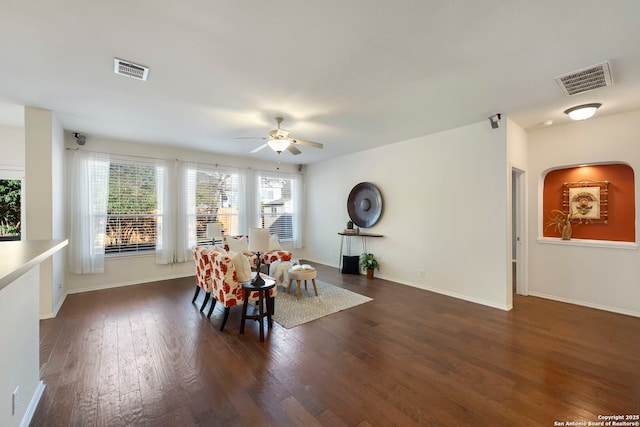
[488,114,501,129]
[73,132,86,145]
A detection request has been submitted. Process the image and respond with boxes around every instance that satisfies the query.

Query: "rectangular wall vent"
[554,61,612,96]
[114,58,149,81]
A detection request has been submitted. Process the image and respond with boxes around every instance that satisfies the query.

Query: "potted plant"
[359,252,379,279]
[546,209,577,240]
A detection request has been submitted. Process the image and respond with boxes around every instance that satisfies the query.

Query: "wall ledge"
[537,237,638,250]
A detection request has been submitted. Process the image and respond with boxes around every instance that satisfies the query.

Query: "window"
[0,179,21,241]
[106,160,161,254]
[195,167,240,244]
[258,175,296,240]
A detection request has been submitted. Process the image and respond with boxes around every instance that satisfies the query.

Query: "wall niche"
[543,163,635,242]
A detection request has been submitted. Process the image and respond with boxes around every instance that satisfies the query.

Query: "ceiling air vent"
[554,61,612,96]
[113,58,149,81]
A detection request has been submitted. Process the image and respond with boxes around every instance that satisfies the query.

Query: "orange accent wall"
[543,164,635,242]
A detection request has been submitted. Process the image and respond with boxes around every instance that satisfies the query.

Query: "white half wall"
[527,109,640,317]
[303,120,511,310]
[0,267,41,427]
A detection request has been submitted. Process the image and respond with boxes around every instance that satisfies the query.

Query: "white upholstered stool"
[287,266,318,300]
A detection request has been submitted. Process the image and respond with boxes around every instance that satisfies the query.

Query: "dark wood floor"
[32,263,640,426]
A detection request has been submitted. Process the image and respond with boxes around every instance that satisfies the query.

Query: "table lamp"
[206,223,223,246]
[248,228,270,287]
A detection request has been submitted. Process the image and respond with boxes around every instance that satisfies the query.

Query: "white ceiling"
[1,1,640,164]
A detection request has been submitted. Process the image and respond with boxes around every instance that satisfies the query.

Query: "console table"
[338,232,383,271]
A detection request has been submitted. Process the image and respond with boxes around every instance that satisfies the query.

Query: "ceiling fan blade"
[291,138,323,149]
[234,136,266,140]
[287,144,302,155]
[250,143,268,153]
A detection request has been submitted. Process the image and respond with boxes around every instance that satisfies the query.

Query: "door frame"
[512,166,528,296]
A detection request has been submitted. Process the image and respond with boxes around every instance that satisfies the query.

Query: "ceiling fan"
[235,117,324,155]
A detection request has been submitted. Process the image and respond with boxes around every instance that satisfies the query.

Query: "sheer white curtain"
[178,161,197,258]
[238,168,255,233]
[292,173,304,248]
[156,160,197,264]
[155,159,174,264]
[68,150,110,274]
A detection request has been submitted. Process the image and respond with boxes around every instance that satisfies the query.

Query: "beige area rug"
[272,280,373,329]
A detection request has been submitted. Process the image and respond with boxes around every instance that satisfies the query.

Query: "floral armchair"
[192,246,214,312]
[223,234,294,271]
[222,235,258,268]
[207,250,278,331]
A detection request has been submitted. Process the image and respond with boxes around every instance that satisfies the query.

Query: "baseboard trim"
[388,276,512,311]
[66,272,193,295]
[53,292,67,317]
[298,258,512,311]
[21,381,45,427]
[39,292,68,320]
[528,291,640,318]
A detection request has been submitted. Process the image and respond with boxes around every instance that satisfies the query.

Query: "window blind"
[258,175,295,240]
[195,166,240,243]
[106,160,160,254]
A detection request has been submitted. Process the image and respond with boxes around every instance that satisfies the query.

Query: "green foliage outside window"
[195,170,238,239]
[196,170,233,213]
[108,163,157,214]
[0,179,21,236]
[106,163,158,253]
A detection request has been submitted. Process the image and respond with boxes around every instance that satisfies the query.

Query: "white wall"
[527,109,640,317]
[303,120,511,310]
[51,118,66,311]
[0,125,25,238]
[25,107,67,318]
[506,118,529,304]
[507,117,528,170]
[65,134,298,293]
[0,124,25,168]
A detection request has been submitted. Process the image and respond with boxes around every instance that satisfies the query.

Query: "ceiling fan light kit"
[564,103,602,121]
[267,137,291,153]
[235,116,324,156]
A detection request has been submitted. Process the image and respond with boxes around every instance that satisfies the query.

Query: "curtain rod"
[64,147,302,175]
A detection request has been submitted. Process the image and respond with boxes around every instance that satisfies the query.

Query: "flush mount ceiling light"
[564,103,602,121]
